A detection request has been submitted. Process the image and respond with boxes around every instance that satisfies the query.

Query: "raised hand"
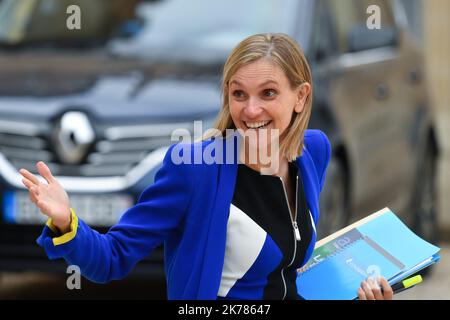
[19,161,71,233]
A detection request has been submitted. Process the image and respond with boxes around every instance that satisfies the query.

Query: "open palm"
[19,161,71,232]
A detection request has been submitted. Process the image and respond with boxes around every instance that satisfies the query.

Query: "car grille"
[0,119,187,177]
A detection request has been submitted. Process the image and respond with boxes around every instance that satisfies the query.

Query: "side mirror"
[347,24,397,52]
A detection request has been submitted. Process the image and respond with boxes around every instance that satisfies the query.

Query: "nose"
[243,97,264,119]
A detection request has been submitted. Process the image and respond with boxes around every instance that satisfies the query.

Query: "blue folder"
[297,208,440,300]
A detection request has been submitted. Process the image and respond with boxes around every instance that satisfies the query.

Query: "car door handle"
[408,69,422,85]
[374,83,390,100]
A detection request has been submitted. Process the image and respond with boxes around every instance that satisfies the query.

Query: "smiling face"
[204,34,313,165]
[228,58,310,147]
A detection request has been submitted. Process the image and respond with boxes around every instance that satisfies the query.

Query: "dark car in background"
[0,0,440,278]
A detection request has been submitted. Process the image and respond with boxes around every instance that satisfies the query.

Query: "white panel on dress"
[217,204,267,297]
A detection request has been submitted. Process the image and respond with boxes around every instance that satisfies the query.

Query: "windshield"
[109,0,306,61]
[0,0,310,61]
[0,0,139,47]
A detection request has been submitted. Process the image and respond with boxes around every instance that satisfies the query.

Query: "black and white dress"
[217,162,315,300]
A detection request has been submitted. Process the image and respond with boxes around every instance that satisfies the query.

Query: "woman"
[19,33,392,300]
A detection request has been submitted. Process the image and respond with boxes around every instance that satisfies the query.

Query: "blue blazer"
[37,129,331,300]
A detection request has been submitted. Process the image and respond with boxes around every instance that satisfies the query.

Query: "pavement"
[0,272,167,299]
[395,244,450,300]
[0,244,448,300]
[2,200,449,300]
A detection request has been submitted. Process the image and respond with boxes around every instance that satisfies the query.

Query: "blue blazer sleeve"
[305,130,331,193]
[36,144,192,283]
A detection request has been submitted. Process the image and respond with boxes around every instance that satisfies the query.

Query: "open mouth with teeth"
[244,120,272,129]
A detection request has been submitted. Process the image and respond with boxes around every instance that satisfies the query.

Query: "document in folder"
[296,207,441,300]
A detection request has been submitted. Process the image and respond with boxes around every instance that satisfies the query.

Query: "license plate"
[3,190,134,227]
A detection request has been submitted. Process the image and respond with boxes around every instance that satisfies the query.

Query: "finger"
[19,169,40,185]
[369,278,384,300]
[36,161,55,184]
[358,287,366,300]
[362,281,375,300]
[27,186,38,204]
[29,187,41,206]
[380,277,393,300]
[22,177,34,190]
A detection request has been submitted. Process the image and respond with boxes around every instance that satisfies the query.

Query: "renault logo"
[53,112,95,164]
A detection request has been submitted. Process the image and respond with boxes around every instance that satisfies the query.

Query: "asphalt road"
[395,244,450,300]
[0,244,448,300]
[0,272,167,300]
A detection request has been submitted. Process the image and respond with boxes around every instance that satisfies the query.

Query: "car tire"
[317,156,349,240]
[412,141,439,246]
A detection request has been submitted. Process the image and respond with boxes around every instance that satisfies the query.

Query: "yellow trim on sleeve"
[46,208,79,246]
[45,219,60,234]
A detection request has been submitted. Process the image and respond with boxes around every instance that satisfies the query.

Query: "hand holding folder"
[357,274,423,300]
[358,276,393,300]
[296,208,440,300]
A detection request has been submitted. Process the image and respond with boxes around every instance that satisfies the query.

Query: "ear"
[294,83,311,113]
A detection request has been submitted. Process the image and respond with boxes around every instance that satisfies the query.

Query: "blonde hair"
[202,33,313,161]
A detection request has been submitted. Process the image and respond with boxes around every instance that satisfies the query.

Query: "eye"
[232,90,245,99]
[263,89,277,98]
